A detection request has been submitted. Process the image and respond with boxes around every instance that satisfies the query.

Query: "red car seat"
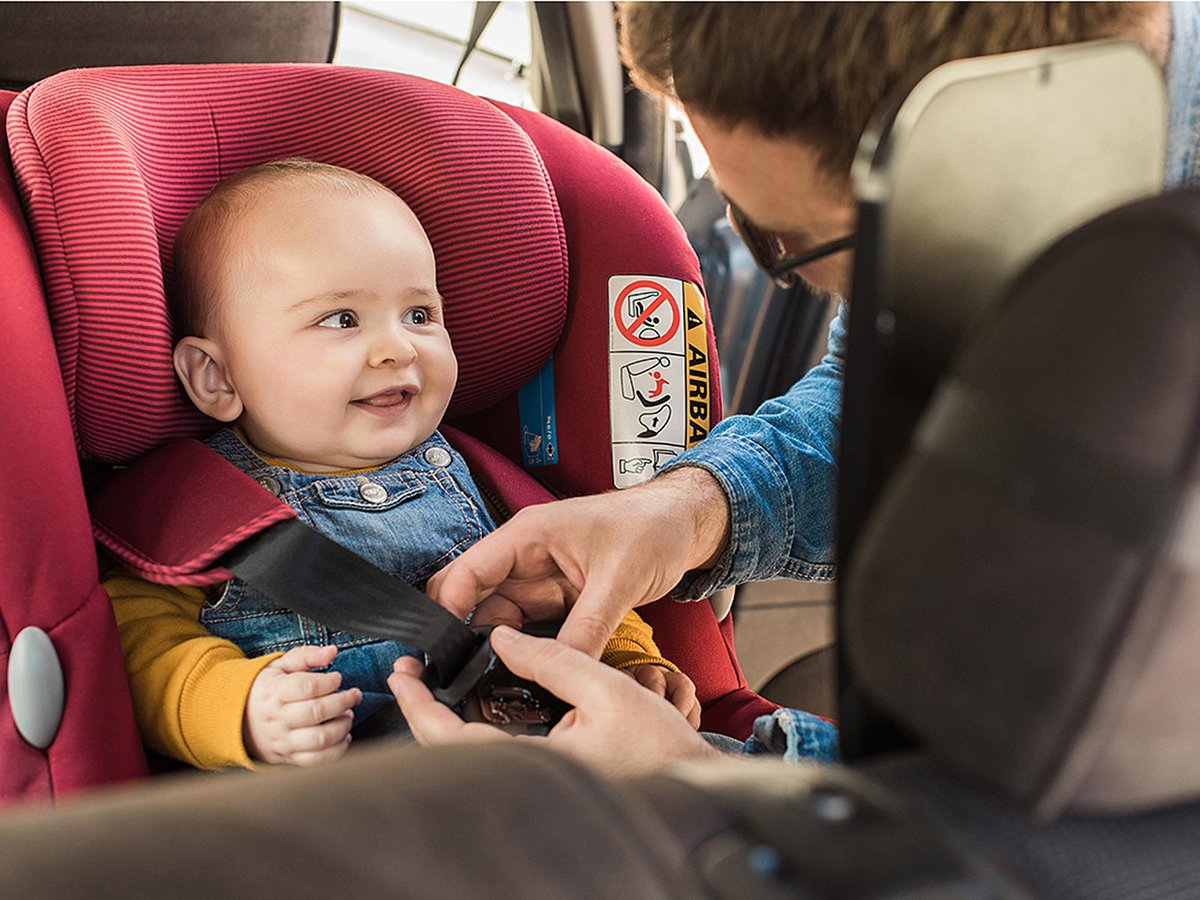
[0,88,147,803]
[1,65,780,804]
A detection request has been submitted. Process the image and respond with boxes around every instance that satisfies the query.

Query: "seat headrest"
[0,2,337,90]
[845,188,1200,820]
[6,65,568,463]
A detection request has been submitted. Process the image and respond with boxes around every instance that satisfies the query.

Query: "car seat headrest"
[0,2,338,91]
[6,65,568,463]
[845,188,1200,820]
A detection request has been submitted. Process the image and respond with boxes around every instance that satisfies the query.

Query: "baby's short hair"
[170,158,398,338]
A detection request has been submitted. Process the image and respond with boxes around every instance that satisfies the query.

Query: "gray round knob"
[8,626,65,750]
[423,446,453,467]
[359,482,388,503]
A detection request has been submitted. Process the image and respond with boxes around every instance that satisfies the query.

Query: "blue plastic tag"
[517,359,559,468]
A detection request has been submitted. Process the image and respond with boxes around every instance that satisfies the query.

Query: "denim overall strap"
[203,427,281,485]
[199,428,497,719]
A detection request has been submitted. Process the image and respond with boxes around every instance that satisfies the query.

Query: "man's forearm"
[656,305,847,596]
[646,464,731,572]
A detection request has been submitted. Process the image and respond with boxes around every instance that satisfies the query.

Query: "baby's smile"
[352,386,417,417]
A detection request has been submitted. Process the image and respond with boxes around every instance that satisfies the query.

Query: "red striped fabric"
[0,88,148,800]
[7,65,568,463]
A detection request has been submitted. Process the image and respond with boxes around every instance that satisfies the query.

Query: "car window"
[335,1,533,106]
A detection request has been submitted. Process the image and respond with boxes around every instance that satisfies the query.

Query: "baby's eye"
[402,307,433,326]
[317,310,358,329]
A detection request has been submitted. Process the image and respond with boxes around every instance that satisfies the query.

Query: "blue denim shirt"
[668,6,1200,601]
[670,5,1200,757]
[200,427,495,724]
[664,304,845,600]
[1166,0,1200,188]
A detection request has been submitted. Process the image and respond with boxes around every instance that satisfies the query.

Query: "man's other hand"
[388,627,720,777]
[427,467,731,658]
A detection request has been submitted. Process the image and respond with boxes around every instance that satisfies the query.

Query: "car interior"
[2,3,1200,898]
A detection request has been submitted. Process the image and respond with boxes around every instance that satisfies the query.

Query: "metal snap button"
[359,482,389,504]
[256,474,282,497]
[423,446,453,467]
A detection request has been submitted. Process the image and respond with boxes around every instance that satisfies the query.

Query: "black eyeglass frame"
[727,201,856,288]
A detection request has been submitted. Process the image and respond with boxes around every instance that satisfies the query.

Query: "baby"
[105,159,698,769]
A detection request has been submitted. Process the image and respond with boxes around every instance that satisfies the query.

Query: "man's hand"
[388,626,721,777]
[625,665,702,730]
[244,645,361,766]
[427,467,731,657]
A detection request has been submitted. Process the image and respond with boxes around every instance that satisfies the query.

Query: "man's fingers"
[393,655,424,676]
[556,608,623,659]
[271,644,338,674]
[388,670,512,747]
[275,669,343,702]
[427,535,521,620]
[465,593,525,630]
[387,657,474,743]
[488,627,630,709]
[388,669,464,743]
[558,567,647,657]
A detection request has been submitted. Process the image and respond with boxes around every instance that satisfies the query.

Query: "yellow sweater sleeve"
[600,609,680,673]
[103,572,280,770]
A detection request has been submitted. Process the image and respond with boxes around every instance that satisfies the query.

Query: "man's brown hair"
[618,2,1160,176]
[170,157,396,338]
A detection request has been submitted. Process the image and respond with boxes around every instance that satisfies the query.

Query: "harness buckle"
[422,621,569,736]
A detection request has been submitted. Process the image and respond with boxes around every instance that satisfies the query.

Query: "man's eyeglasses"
[727,201,855,289]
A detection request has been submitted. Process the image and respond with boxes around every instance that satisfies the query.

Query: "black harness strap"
[220,518,483,691]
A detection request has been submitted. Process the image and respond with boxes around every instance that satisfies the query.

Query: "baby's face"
[208,183,456,472]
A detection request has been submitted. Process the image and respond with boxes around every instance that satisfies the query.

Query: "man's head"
[618,2,1168,295]
[171,158,457,472]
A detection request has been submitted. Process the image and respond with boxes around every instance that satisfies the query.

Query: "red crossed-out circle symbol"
[614,279,680,348]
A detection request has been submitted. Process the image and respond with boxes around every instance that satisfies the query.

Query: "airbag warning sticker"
[609,276,710,489]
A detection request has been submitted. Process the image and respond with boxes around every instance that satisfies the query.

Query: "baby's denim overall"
[200,428,496,725]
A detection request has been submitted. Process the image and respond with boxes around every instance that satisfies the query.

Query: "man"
[392,2,1190,772]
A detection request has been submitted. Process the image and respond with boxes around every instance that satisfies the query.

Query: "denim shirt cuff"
[658,432,799,599]
[743,708,840,763]
[658,462,735,601]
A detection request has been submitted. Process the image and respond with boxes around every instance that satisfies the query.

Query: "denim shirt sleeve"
[743,709,840,763]
[701,708,840,763]
[658,302,846,599]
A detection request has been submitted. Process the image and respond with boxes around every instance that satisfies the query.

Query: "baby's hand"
[626,664,702,730]
[244,645,362,766]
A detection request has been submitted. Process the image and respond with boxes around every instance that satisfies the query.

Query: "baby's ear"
[173,337,243,422]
